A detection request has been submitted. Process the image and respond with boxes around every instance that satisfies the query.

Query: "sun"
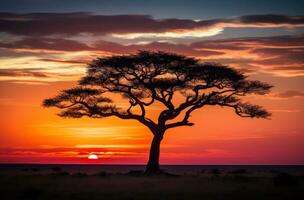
[88,154,98,160]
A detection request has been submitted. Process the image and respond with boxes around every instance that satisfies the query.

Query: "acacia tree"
[43,51,272,174]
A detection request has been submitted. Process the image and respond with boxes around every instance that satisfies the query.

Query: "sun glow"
[88,154,99,159]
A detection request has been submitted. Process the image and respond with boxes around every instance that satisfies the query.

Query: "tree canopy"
[44,51,272,131]
[43,51,272,173]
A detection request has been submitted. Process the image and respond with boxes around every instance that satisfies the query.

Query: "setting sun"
[88,154,99,160]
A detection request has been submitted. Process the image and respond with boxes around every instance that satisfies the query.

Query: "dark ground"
[0,167,303,200]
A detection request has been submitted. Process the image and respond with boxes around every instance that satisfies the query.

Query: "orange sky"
[0,10,303,164]
[0,74,303,164]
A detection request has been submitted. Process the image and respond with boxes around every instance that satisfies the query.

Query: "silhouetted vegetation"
[43,51,273,174]
[1,170,303,200]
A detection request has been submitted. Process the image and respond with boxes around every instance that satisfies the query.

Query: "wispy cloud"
[0,68,49,77]
[0,145,147,159]
[272,90,304,98]
[0,37,93,52]
[271,109,302,113]
[0,13,303,39]
[0,143,183,160]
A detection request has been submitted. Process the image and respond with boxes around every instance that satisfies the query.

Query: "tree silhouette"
[43,51,272,174]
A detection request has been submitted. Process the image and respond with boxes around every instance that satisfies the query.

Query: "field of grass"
[0,170,303,200]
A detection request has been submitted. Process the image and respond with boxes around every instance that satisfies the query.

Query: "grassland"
[0,170,303,200]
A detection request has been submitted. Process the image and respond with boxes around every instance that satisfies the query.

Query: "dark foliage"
[44,51,272,127]
[43,51,273,173]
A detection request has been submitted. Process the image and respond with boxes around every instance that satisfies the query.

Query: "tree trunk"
[145,134,163,174]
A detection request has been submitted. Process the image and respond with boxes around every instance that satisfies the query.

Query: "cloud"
[0,34,303,82]
[0,68,49,77]
[0,37,93,52]
[0,12,303,39]
[0,12,225,37]
[0,145,147,158]
[0,66,83,83]
[240,14,304,26]
[252,48,304,62]
[38,58,88,64]
[271,109,302,113]
[273,90,304,98]
[190,35,304,76]
[94,40,224,56]
[192,35,304,50]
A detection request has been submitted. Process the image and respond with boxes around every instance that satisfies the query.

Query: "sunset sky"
[0,0,303,164]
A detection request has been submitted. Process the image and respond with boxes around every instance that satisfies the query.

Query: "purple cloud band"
[0,13,303,36]
[0,35,303,79]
